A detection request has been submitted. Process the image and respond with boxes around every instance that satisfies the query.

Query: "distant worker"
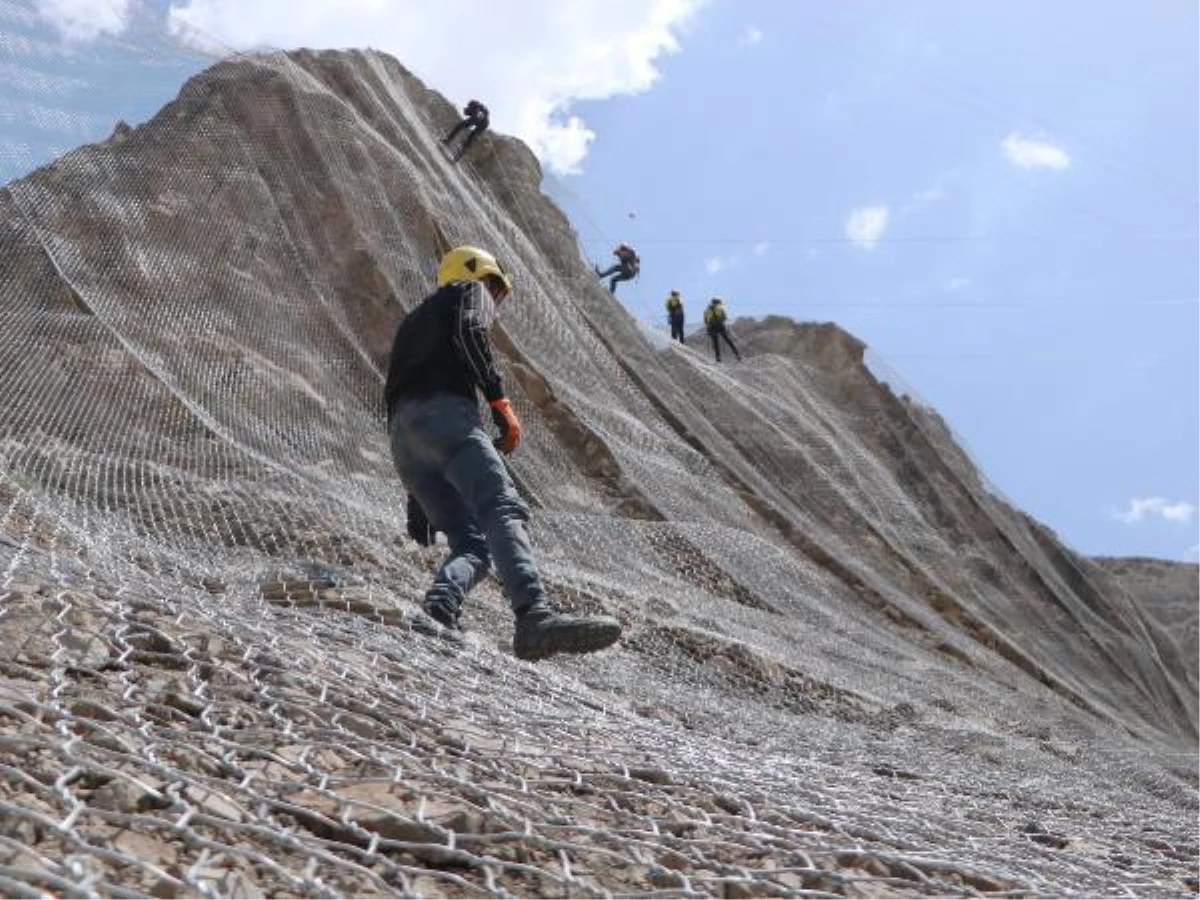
[385,245,622,661]
[665,290,685,343]
[595,242,640,294]
[442,99,489,161]
[704,297,742,363]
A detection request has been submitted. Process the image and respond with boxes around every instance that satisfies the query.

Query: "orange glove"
[489,398,522,454]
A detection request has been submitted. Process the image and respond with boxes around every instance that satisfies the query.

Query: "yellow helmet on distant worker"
[437,246,512,296]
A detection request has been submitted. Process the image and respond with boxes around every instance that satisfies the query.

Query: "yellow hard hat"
[437,246,512,296]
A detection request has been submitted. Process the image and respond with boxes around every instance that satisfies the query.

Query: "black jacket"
[464,101,489,126]
[384,280,504,419]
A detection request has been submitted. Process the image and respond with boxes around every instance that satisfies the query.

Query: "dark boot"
[512,604,621,661]
[423,595,461,630]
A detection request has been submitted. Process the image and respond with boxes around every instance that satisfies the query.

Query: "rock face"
[0,49,1195,898]
[1093,557,1199,685]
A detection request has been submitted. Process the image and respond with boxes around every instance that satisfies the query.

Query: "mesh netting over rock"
[0,39,1196,899]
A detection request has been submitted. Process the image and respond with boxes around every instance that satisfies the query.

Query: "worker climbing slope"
[595,242,640,294]
[442,99,490,161]
[385,246,623,661]
[666,290,686,343]
[704,297,742,362]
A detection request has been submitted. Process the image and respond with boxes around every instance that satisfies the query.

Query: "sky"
[4,0,1198,561]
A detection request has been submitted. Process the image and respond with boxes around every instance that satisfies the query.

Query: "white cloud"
[1114,497,1197,525]
[739,26,762,47]
[161,0,702,175]
[1001,133,1070,171]
[37,0,134,41]
[943,277,972,291]
[704,252,744,274]
[706,242,768,271]
[844,205,889,250]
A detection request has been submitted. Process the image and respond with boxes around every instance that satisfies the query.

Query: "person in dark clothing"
[703,297,742,362]
[595,243,639,294]
[442,100,489,160]
[385,245,622,661]
[665,290,685,342]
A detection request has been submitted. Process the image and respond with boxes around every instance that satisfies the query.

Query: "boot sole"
[409,612,464,646]
[513,623,621,662]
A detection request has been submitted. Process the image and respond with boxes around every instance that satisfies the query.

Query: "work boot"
[512,604,622,661]
[423,595,461,630]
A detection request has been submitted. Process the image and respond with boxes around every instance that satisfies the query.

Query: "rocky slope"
[0,49,1195,898]
[1093,557,1198,684]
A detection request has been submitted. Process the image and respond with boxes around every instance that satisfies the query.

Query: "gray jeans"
[389,392,545,614]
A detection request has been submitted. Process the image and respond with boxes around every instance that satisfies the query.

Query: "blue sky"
[4,0,1197,560]
[556,1,1199,562]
